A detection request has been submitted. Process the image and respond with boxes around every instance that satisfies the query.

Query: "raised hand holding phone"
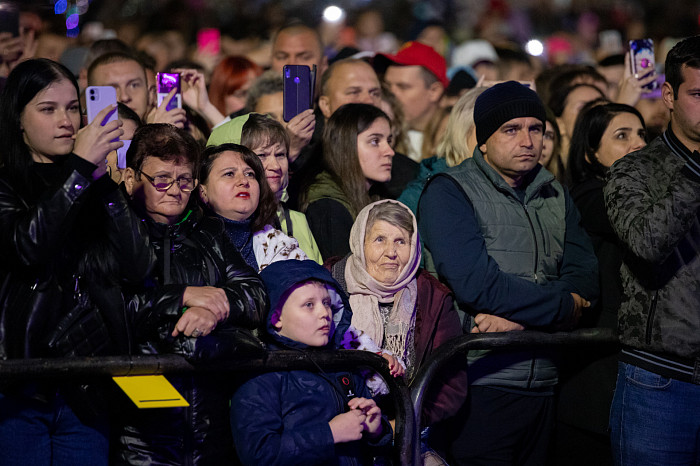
[283,64,316,122]
[629,39,658,90]
[74,103,123,178]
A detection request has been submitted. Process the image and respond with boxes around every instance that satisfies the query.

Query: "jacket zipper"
[645,291,659,345]
[522,204,539,281]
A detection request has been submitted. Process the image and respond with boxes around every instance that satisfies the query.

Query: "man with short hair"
[270,23,327,86]
[419,81,598,465]
[378,42,448,161]
[88,52,185,128]
[318,59,382,119]
[606,35,700,465]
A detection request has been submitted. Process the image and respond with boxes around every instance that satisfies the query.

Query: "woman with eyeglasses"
[0,58,154,465]
[117,123,268,465]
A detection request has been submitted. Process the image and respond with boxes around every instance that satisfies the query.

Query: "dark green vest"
[444,149,566,389]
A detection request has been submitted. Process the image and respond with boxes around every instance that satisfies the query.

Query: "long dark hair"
[0,58,80,197]
[199,143,277,232]
[306,103,391,217]
[567,102,646,186]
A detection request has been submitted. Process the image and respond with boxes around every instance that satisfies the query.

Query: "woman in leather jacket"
[0,59,154,465]
[114,123,268,465]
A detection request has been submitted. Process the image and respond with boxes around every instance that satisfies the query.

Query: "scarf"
[344,199,422,360]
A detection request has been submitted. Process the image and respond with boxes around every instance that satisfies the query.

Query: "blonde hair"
[437,86,488,167]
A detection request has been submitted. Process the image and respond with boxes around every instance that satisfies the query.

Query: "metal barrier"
[0,349,415,465]
[409,328,620,463]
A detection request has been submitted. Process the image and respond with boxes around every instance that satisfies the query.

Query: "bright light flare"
[323,6,345,23]
[526,39,544,57]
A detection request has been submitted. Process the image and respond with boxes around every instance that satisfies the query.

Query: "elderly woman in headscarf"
[326,199,467,428]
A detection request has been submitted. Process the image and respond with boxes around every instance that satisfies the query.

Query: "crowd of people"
[0,4,699,466]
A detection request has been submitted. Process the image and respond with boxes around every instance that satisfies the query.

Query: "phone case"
[156,72,181,112]
[86,86,118,126]
[283,65,313,122]
[629,39,658,91]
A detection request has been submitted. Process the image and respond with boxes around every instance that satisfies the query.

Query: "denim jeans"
[609,362,700,466]
[0,391,108,466]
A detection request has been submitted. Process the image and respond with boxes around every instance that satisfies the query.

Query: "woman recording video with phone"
[0,58,154,465]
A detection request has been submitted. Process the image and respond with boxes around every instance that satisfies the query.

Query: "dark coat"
[231,260,392,466]
[112,206,268,466]
[327,256,468,426]
[556,177,620,434]
[0,154,154,361]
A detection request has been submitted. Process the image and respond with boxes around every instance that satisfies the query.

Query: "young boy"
[231,260,392,465]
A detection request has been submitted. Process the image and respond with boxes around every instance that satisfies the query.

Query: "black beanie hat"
[474,81,546,146]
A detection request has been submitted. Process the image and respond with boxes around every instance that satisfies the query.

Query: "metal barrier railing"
[409,328,620,463]
[0,349,415,465]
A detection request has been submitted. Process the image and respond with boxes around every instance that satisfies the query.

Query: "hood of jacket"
[259,260,352,350]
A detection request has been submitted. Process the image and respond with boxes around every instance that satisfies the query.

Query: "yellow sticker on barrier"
[113,375,189,408]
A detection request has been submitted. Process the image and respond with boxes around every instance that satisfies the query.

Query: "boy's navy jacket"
[231,260,392,465]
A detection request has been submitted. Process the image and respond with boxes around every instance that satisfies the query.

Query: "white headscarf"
[344,200,422,359]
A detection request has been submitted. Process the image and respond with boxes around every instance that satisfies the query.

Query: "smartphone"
[156,72,181,112]
[0,2,19,37]
[197,28,220,56]
[116,139,131,170]
[629,39,658,90]
[283,65,315,122]
[86,86,118,126]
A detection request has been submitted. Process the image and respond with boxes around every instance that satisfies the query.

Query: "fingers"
[182,286,230,322]
[172,307,217,337]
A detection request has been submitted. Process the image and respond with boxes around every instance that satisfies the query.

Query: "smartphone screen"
[283,65,312,122]
[629,39,658,90]
[156,72,181,111]
[86,86,118,126]
[0,3,19,37]
[197,28,220,56]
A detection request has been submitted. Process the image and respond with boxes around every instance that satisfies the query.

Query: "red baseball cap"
[375,41,449,88]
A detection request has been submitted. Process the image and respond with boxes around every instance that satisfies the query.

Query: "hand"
[73,104,123,168]
[471,313,525,333]
[172,306,217,337]
[174,68,224,126]
[182,286,230,322]
[146,87,187,128]
[286,109,315,163]
[570,292,591,325]
[329,409,366,443]
[348,397,382,437]
[615,52,657,106]
[380,352,405,377]
[0,32,23,65]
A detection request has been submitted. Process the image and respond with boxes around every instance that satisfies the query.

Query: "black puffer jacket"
[112,205,268,466]
[0,154,154,361]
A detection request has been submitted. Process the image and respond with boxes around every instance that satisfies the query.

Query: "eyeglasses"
[137,170,197,192]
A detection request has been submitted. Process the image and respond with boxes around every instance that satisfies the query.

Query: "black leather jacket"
[0,154,154,361]
[113,205,268,466]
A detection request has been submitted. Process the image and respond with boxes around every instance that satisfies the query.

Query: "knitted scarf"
[344,200,421,361]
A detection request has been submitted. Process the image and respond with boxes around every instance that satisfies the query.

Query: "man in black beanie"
[418,81,598,465]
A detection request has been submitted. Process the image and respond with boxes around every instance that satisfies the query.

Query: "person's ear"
[198,184,208,204]
[318,95,332,119]
[427,82,444,103]
[662,81,674,112]
[273,314,283,330]
[123,168,137,196]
